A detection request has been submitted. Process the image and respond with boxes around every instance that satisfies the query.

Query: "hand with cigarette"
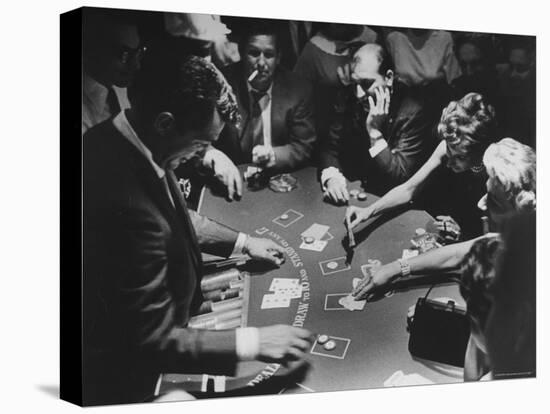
[252,145,276,168]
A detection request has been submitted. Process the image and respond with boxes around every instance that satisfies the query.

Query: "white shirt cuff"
[232,232,249,256]
[320,167,345,191]
[369,138,389,158]
[235,327,260,361]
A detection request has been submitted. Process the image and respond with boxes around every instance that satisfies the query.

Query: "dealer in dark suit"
[83,51,312,406]
[319,43,437,203]
[212,21,316,172]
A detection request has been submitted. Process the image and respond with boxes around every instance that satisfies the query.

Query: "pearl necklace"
[471,164,484,174]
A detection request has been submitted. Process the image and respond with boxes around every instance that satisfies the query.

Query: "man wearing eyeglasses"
[82,8,145,134]
[319,43,437,204]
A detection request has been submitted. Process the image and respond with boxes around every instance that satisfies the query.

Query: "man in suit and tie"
[83,49,312,405]
[212,21,317,172]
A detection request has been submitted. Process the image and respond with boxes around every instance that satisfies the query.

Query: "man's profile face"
[98,23,142,88]
[163,109,225,170]
[243,34,279,91]
[350,48,391,112]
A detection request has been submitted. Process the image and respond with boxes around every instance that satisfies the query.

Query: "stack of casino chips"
[188,268,249,330]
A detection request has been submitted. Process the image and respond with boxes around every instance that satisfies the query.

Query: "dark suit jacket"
[319,84,437,194]
[215,64,316,171]
[83,119,241,405]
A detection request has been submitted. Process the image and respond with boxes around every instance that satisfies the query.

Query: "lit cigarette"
[247,69,259,82]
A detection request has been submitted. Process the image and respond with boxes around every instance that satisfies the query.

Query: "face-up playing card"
[338,294,366,311]
[319,257,351,275]
[272,209,304,227]
[261,293,291,309]
[274,285,303,299]
[269,278,300,292]
[352,278,362,290]
[299,239,328,252]
[301,223,330,240]
[310,336,351,359]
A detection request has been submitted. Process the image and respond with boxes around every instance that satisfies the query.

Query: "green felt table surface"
[195,166,464,393]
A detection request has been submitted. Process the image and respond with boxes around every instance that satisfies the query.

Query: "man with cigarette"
[215,21,317,172]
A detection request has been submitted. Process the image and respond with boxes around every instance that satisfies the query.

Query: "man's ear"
[385,69,394,88]
[153,112,176,136]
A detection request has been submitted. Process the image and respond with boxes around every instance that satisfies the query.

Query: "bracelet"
[397,258,411,278]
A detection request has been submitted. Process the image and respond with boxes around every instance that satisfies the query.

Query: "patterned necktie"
[241,90,265,155]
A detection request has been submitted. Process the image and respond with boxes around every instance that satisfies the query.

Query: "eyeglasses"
[117,45,147,65]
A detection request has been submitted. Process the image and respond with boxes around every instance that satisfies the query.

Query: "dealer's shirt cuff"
[236,327,260,361]
[369,138,388,158]
[232,232,249,256]
[321,167,345,191]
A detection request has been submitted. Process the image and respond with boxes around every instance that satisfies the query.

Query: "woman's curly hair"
[437,93,497,157]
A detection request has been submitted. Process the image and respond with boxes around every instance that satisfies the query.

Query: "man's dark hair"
[129,38,239,132]
[82,8,139,58]
[236,19,282,53]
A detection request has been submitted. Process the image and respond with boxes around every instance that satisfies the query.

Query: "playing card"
[338,294,366,311]
[324,293,350,310]
[299,239,328,252]
[301,223,330,240]
[269,278,300,291]
[261,293,291,309]
[274,285,303,299]
[402,249,419,259]
[352,278,362,289]
[272,209,304,227]
[319,257,351,275]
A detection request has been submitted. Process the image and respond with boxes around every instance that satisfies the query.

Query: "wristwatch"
[397,258,411,278]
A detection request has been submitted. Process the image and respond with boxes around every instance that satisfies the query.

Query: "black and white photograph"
[3,0,546,413]
[60,3,540,407]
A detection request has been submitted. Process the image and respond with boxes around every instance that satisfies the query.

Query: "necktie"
[241,91,265,156]
[106,87,121,117]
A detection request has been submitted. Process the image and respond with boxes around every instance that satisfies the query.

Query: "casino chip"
[280,214,289,220]
[349,189,359,198]
[415,228,426,236]
[323,340,336,351]
[268,173,298,193]
[327,261,338,270]
[304,236,315,244]
[317,334,329,345]
[357,192,367,201]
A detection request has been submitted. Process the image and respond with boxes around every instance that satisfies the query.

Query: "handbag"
[407,284,470,368]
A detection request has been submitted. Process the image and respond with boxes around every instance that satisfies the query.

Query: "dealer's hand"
[252,145,276,168]
[257,325,313,363]
[203,148,242,201]
[366,86,390,138]
[345,205,375,231]
[324,175,349,205]
[433,215,462,243]
[243,236,285,266]
[352,261,401,300]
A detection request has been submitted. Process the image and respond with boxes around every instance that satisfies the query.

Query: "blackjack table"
[160,166,465,396]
